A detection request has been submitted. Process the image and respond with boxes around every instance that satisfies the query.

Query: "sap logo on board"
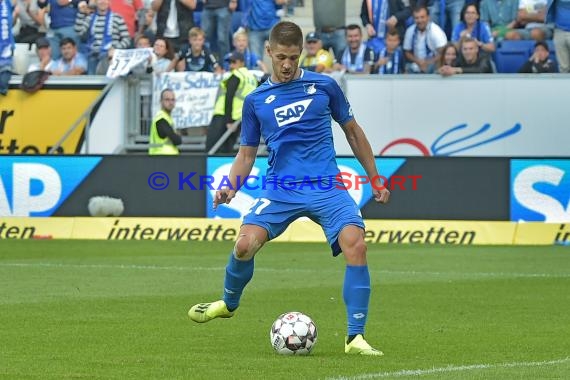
[274,99,313,127]
[511,160,570,222]
[0,157,101,216]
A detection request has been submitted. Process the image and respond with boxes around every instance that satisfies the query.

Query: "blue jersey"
[240,70,353,184]
[451,21,494,44]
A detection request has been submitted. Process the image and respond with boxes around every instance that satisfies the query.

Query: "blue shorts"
[242,183,365,256]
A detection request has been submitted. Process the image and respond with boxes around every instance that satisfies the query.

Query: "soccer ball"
[270,311,318,355]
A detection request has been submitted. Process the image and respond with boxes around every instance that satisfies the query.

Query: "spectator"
[299,31,334,73]
[546,0,570,73]
[110,0,144,40]
[37,0,79,60]
[151,36,174,73]
[201,0,236,60]
[206,51,258,154]
[223,29,268,73]
[130,34,154,74]
[149,88,182,155]
[360,0,411,54]
[242,0,286,60]
[174,26,222,72]
[51,37,88,74]
[14,0,46,44]
[0,0,15,95]
[135,33,151,48]
[333,24,375,74]
[452,3,496,53]
[456,36,493,73]
[511,0,552,41]
[27,36,56,72]
[480,0,519,42]
[518,40,557,72]
[403,6,448,73]
[373,28,405,74]
[424,0,465,37]
[437,41,460,75]
[75,0,132,75]
[313,0,347,57]
[151,0,195,51]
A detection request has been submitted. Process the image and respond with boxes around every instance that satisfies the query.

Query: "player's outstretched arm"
[341,119,390,204]
[213,145,258,209]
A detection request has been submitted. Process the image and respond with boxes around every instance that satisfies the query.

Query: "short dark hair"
[136,35,152,45]
[269,21,303,49]
[59,37,76,47]
[413,5,429,15]
[345,24,361,35]
[386,29,400,38]
[460,3,480,23]
[161,88,174,100]
[535,40,549,51]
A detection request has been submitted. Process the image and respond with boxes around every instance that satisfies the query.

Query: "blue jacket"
[546,0,570,30]
[242,0,282,31]
[546,0,555,23]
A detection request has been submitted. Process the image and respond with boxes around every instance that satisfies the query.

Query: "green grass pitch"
[1,240,569,379]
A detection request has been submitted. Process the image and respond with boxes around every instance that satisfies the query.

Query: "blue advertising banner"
[0,156,102,216]
[206,157,406,218]
[511,159,570,222]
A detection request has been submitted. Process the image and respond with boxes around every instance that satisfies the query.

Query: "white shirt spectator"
[403,22,447,60]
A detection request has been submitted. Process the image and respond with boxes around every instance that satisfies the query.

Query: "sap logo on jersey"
[0,157,101,216]
[274,99,313,127]
[511,160,570,222]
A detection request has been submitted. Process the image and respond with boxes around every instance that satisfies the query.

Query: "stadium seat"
[494,40,534,73]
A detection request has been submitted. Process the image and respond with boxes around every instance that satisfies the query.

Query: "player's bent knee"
[351,240,367,257]
[234,233,264,260]
[344,240,367,265]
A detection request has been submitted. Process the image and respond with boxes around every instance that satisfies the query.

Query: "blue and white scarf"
[378,47,401,75]
[368,0,389,39]
[341,44,367,72]
[0,0,14,68]
[412,24,434,58]
[439,0,446,31]
[88,11,114,55]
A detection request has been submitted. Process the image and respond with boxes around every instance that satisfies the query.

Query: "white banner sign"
[106,48,153,78]
[152,72,222,128]
[334,75,570,156]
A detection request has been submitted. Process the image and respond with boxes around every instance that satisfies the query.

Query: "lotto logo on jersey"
[274,99,313,127]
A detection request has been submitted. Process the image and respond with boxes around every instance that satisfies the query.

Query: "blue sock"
[343,265,371,336]
[222,252,254,311]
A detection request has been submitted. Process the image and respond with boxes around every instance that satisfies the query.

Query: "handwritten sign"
[152,72,222,129]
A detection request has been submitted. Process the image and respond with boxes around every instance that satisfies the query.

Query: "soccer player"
[188,20,390,356]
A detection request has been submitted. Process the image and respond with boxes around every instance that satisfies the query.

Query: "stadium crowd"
[1,0,567,149]
[2,0,567,79]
